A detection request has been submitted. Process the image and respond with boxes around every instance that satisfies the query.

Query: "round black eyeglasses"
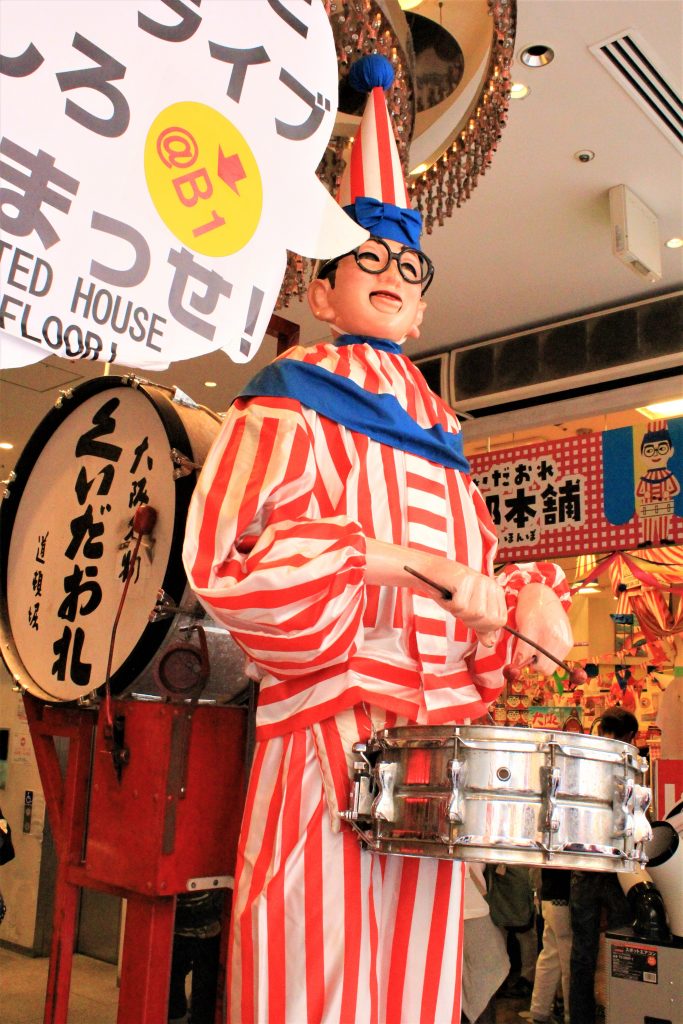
[318,236,435,294]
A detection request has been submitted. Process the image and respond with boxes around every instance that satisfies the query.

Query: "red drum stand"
[24,695,247,1024]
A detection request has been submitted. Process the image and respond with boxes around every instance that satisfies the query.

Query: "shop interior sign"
[469,418,683,561]
[0,0,366,371]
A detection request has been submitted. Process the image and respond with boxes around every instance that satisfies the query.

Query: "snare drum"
[0,376,247,704]
[341,725,651,872]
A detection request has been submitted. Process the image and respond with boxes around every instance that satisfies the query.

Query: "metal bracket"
[170,447,202,480]
[162,707,194,854]
[186,875,234,891]
[341,743,376,821]
[336,813,381,851]
[103,712,129,783]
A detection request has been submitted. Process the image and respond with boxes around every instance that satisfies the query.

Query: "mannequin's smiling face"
[307,237,427,344]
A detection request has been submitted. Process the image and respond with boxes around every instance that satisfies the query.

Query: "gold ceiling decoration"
[278,0,517,307]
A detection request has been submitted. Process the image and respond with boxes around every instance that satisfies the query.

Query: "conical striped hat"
[337,55,422,249]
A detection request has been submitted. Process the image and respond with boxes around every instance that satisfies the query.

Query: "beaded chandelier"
[278,0,517,307]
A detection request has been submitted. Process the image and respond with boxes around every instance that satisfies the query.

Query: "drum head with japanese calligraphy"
[0,377,204,701]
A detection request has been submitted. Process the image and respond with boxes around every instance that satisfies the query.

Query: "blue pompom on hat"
[338,54,423,249]
[348,53,395,92]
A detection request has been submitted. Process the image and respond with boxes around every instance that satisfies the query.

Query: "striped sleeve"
[466,561,572,701]
[182,398,367,678]
[497,560,572,617]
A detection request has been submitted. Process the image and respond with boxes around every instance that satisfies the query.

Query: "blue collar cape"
[238,335,470,472]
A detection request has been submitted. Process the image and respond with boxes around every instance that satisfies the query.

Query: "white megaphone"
[616,860,671,942]
[642,820,683,938]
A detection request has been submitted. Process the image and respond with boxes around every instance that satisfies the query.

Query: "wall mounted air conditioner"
[441,291,682,438]
[609,184,662,282]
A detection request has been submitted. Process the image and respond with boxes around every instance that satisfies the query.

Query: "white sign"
[0,0,365,370]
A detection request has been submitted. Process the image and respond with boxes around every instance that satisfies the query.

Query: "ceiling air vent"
[589,29,683,154]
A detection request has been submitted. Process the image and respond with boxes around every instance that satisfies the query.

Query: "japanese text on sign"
[472,456,586,549]
[0,0,366,370]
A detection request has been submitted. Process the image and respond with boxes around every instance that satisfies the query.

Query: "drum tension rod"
[403,566,572,674]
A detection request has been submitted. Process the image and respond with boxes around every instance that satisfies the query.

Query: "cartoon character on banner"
[635,421,681,545]
[0,0,366,371]
[184,55,573,1023]
[603,418,683,547]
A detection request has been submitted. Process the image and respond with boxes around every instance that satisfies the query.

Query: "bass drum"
[0,375,247,704]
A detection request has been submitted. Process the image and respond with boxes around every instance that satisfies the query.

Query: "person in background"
[520,868,571,1024]
[461,863,510,1024]
[486,863,537,1000]
[568,707,639,1024]
[168,889,224,1024]
[0,806,16,925]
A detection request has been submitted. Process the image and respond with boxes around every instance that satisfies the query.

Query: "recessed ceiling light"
[637,399,683,420]
[397,0,423,9]
[0,441,14,450]
[510,82,530,100]
[520,44,555,68]
[665,237,683,248]
[574,149,595,162]
[204,381,217,388]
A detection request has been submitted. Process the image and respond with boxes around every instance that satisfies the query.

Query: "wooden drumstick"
[403,565,575,675]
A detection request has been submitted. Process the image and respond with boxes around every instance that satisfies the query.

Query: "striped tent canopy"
[607,545,683,644]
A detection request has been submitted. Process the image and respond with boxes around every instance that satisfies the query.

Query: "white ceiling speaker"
[609,184,662,283]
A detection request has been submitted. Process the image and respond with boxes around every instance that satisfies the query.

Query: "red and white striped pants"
[228,708,465,1023]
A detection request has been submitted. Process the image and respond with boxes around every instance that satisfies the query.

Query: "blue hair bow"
[345,196,423,250]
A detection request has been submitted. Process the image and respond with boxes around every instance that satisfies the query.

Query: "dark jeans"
[569,871,631,1024]
[168,933,221,1024]
[462,997,495,1024]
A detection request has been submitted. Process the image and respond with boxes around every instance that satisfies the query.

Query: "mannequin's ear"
[307,278,336,324]
[406,297,427,339]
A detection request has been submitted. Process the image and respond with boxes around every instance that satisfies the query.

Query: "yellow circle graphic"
[144,102,262,257]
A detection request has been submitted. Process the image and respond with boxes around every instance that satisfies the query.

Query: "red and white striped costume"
[183,341,569,1023]
[636,468,680,543]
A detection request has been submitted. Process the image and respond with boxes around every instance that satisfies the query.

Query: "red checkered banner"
[468,420,683,563]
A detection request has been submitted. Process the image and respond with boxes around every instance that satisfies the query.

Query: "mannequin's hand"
[364,539,506,647]
[512,583,573,676]
[424,557,507,648]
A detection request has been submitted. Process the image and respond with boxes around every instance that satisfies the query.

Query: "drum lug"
[613,777,634,839]
[373,761,397,822]
[2,468,16,499]
[124,373,149,390]
[613,778,652,845]
[149,589,177,622]
[447,758,466,824]
[171,386,198,409]
[631,784,652,845]
[54,388,75,407]
[170,448,202,479]
[149,590,205,623]
[541,765,561,835]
